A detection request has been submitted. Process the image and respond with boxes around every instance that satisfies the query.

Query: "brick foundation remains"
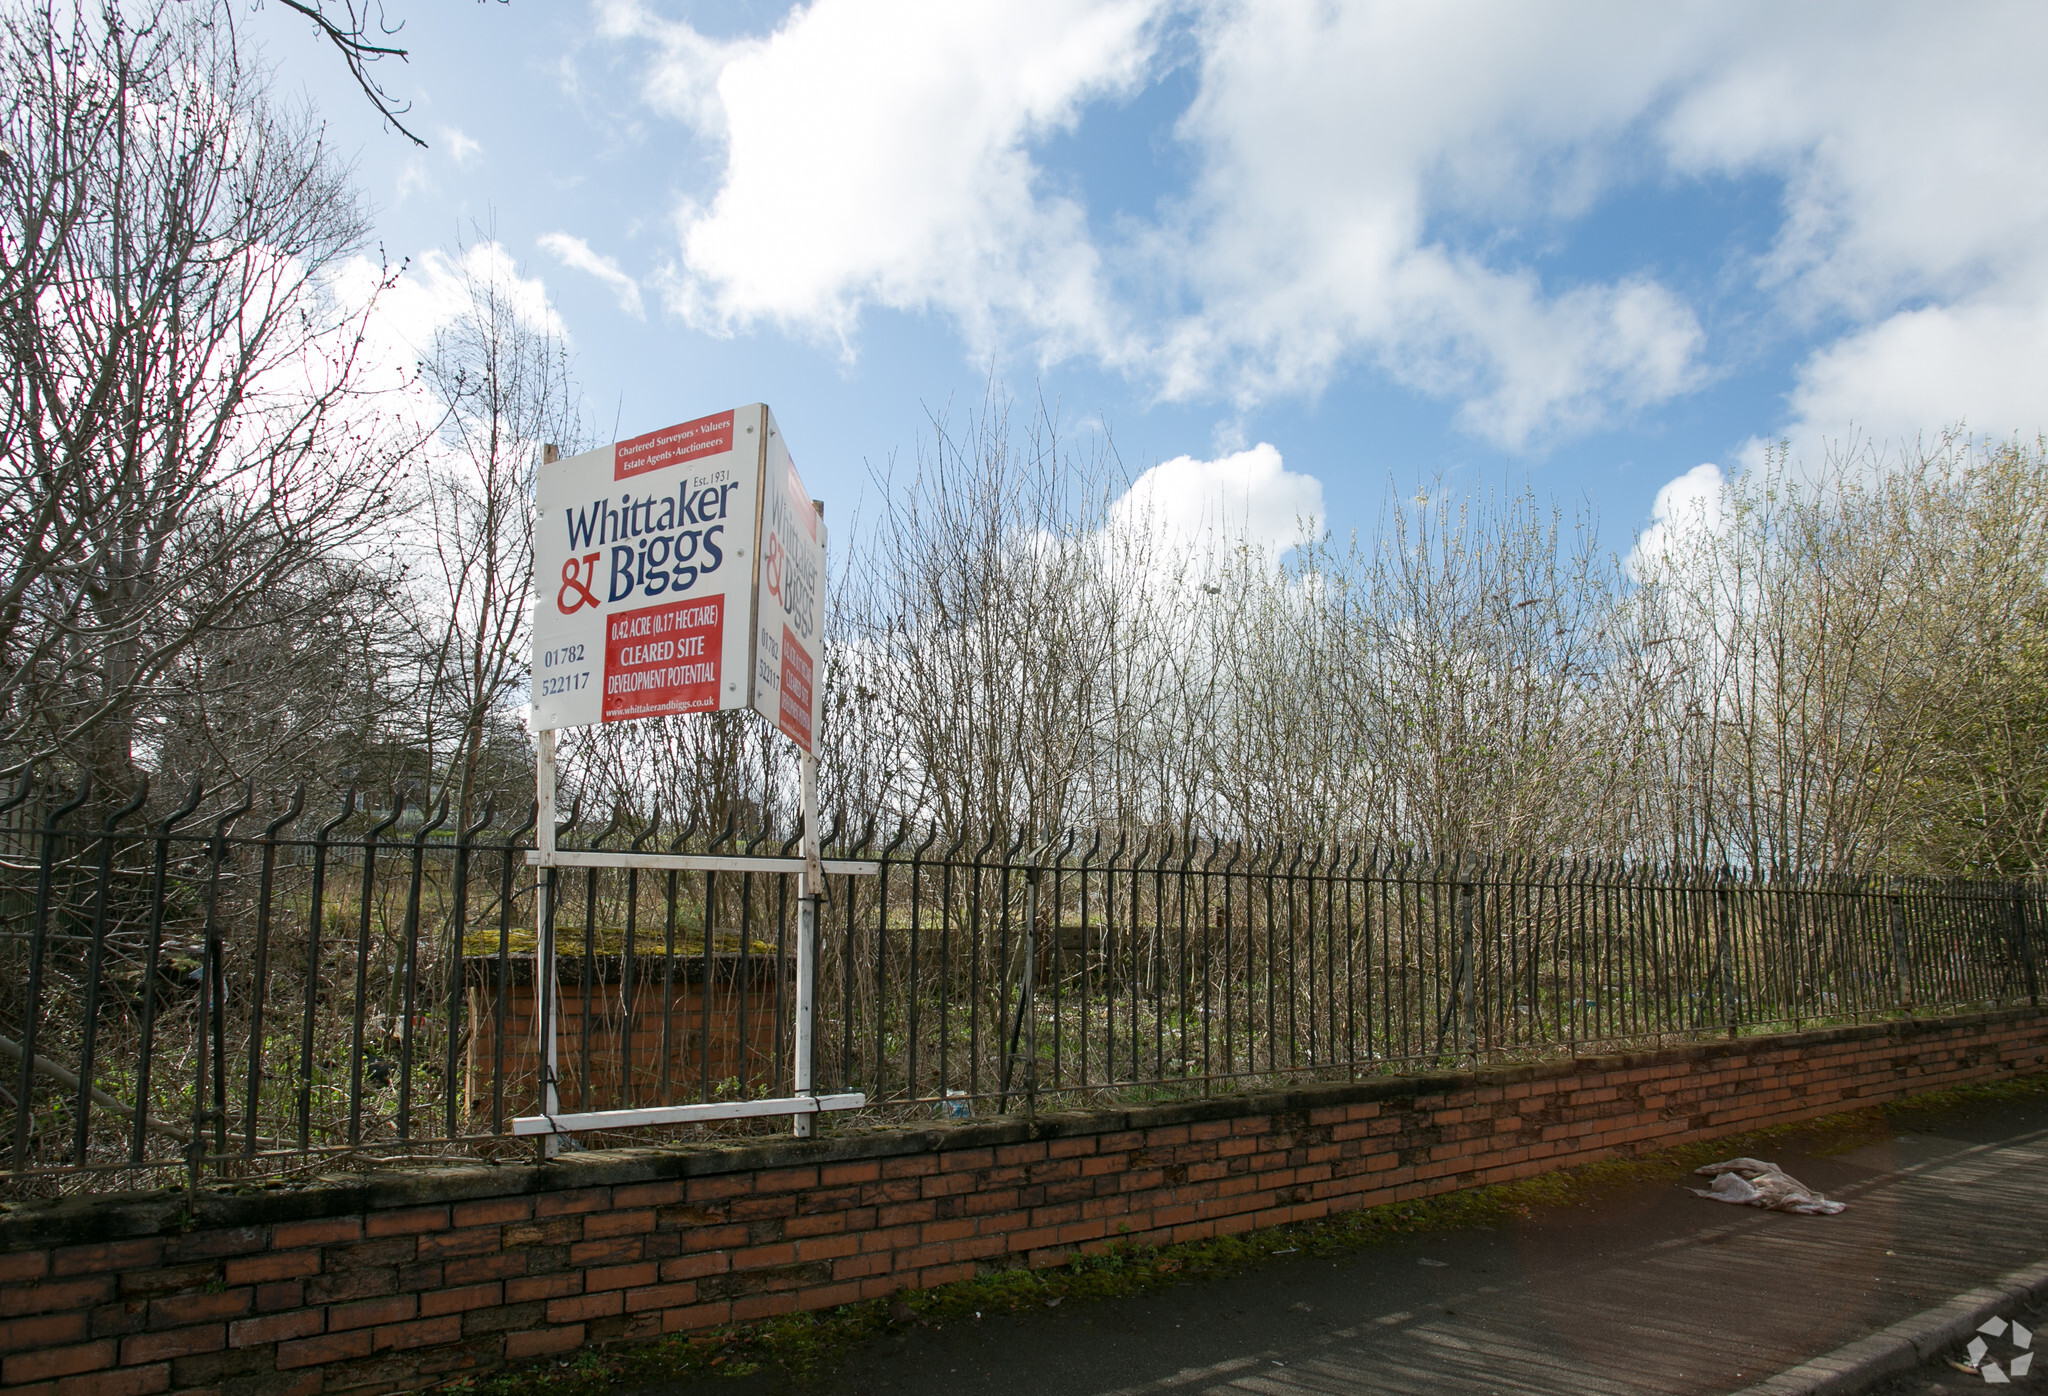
[0,1007,2042,1394]
[461,950,787,1114]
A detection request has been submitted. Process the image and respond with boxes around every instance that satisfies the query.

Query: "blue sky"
[264,1,2048,560]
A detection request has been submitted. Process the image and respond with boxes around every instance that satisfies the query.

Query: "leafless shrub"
[0,0,411,797]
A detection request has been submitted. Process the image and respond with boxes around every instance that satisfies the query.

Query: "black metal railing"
[0,779,2040,1191]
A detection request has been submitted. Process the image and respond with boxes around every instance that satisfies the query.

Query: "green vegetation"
[459,926,781,958]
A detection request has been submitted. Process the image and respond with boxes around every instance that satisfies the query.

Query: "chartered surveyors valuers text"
[559,479,746,604]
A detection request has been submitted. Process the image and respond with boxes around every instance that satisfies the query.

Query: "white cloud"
[316,242,567,453]
[439,126,483,164]
[1632,2,2048,521]
[598,0,1715,446]
[1655,3,2048,470]
[1108,442,1322,572]
[539,231,646,319]
[394,155,430,203]
[1763,297,2048,471]
[1628,462,1726,580]
[597,1,2048,458]
[1660,5,2048,323]
[1147,3,1717,447]
[371,242,566,355]
[606,0,1155,358]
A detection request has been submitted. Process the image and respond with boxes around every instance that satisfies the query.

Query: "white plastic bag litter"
[1689,1158,1846,1215]
[1702,1171,1762,1203]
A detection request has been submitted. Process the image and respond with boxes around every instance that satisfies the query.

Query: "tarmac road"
[1861,1289,2048,1394]
[637,1088,2048,1396]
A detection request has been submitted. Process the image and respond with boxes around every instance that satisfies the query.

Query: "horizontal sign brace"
[511,1093,866,1136]
[526,850,879,875]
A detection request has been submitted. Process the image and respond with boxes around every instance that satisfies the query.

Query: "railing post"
[2013,882,2041,1009]
[244,786,306,1161]
[1460,861,1479,1065]
[78,779,150,1166]
[996,834,1039,1116]
[134,782,204,1166]
[1716,868,1737,1039]
[446,797,494,1141]
[14,779,91,1179]
[347,793,404,1149]
[193,782,253,1187]
[1431,856,1476,1067]
[395,795,449,1144]
[1023,863,1039,1121]
[1887,875,1915,1016]
[299,789,356,1151]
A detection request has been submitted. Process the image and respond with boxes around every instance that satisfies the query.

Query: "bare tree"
[0,0,410,796]
[565,710,786,847]
[1897,437,2048,874]
[833,391,1659,856]
[143,550,406,789]
[825,400,2048,879]
[399,237,580,826]
[248,1,510,149]
[267,0,424,145]
[836,391,1184,840]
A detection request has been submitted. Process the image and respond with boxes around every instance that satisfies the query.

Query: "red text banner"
[776,625,814,750]
[602,597,723,721]
[615,410,735,481]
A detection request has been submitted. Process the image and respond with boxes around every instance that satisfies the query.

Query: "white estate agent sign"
[530,403,826,750]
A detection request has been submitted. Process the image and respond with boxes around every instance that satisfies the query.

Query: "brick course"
[0,1008,2039,1394]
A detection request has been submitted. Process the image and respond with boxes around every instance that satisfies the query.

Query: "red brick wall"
[462,973,786,1114]
[1,1008,2042,1395]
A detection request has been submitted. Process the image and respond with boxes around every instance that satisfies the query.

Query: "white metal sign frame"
[524,413,868,1151]
[511,1093,868,1137]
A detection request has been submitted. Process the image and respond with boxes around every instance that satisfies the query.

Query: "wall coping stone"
[0,1005,2035,1251]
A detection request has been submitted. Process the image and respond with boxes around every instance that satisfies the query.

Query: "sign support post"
[534,723,563,1157]
[794,749,822,1137]
[534,442,564,1161]
[517,409,867,1144]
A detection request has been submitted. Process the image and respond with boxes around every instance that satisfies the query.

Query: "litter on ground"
[1688,1158,1847,1215]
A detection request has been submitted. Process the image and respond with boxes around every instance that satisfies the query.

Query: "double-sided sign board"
[525,405,858,1142]
[531,404,825,751]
